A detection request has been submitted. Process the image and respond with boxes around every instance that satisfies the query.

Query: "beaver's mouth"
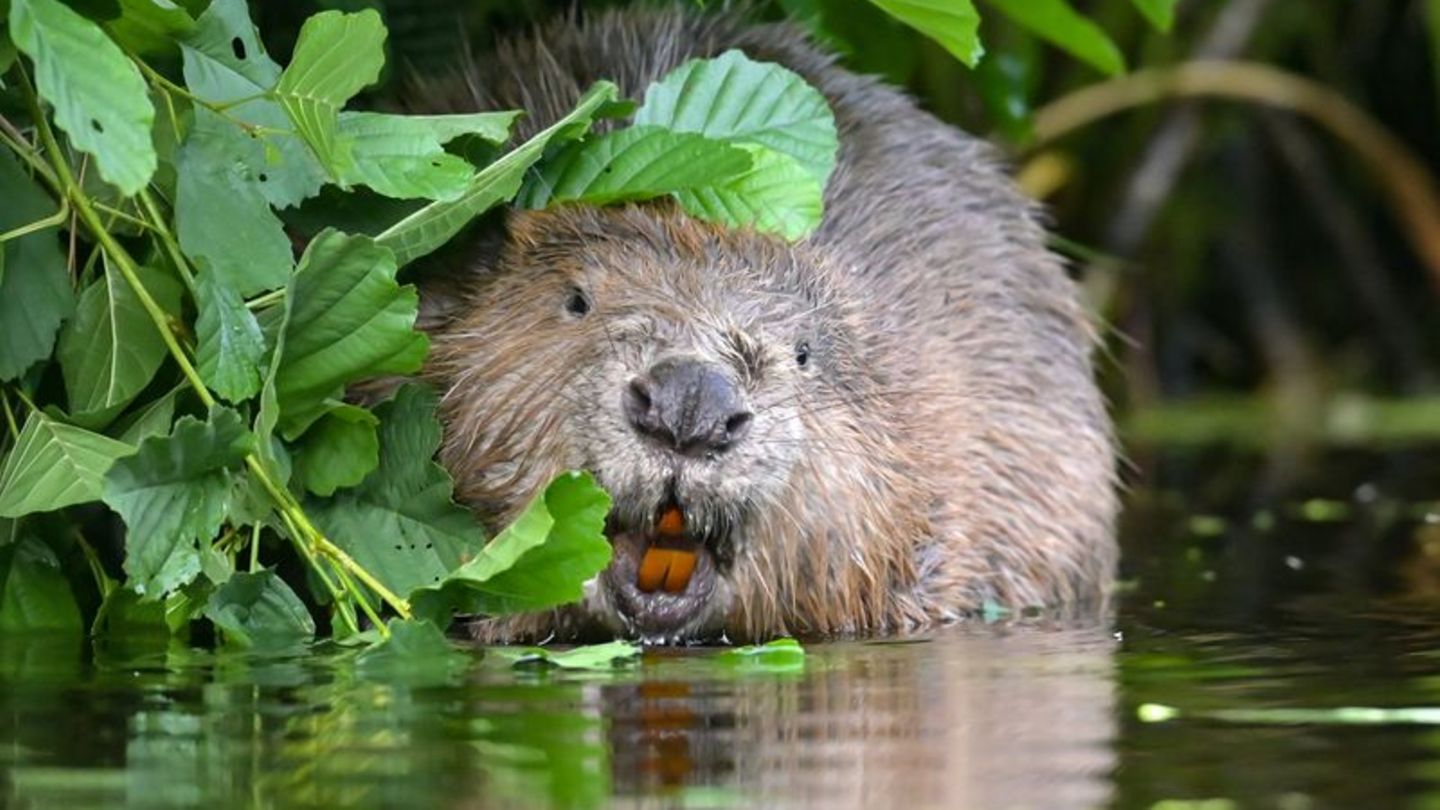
[600,498,729,640]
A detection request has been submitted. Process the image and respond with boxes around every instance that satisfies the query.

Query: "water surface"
[3,446,1439,809]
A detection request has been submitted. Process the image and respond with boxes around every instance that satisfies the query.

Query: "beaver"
[410,7,1119,643]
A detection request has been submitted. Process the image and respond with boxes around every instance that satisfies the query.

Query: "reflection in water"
[0,625,1118,809]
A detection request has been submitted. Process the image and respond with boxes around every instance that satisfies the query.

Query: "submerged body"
[414,9,1118,643]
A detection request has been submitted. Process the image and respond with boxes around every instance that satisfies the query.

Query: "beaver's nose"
[624,359,753,457]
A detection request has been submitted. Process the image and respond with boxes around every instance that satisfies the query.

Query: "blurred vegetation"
[248,0,1440,447]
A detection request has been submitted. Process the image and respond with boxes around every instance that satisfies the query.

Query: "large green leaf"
[306,385,487,600]
[203,569,314,648]
[0,410,134,518]
[0,536,82,632]
[114,387,180,446]
[336,111,520,201]
[983,0,1125,76]
[179,0,326,208]
[518,126,751,209]
[194,269,266,403]
[1130,0,1177,32]
[269,229,428,437]
[57,259,182,424]
[274,9,386,174]
[409,470,611,623]
[0,151,74,382]
[292,403,378,496]
[105,0,195,56]
[9,0,156,194]
[376,80,619,266]
[633,49,838,185]
[867,0,984,67]
[103,407,254,598]
[175,107,295,296]
[676,144,824,240]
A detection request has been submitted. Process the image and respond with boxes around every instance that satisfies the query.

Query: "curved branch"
[1031,60,1440,294]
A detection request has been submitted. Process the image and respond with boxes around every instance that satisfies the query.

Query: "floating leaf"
[0,151,74,382]
[180,0,326,208]
[356,618,470,683]
[269,229,428,437]
[518,126,751,208]
[0,411,135,518]
[409,470,611,623]
[676,145,823,240]
[489,640,641,671]
[9,0,156,193]
[57,259,182,424]
[274,10,386,174]
[336,111,519,201]
[306,385,486,599]
[717,637,807,672]
[866,0,984,67]
[983,0,1125,76]
[376,80,619,266]
[194,269,266,402]
[203,569,315,648]
[634,49,838,185]
[103,408,253,598]
[292,403,378,497]
[175,108,295,297]
[0,537,82,632]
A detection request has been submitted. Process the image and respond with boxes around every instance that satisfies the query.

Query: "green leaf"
[335,111,520,201]
[717,637,806,672]
[57,259,182,424]
[269,229,428,437]
[105,0,195,56]
[175,108,295,297]
[634,49,838,185]
[194,269,266,403]
[355,618,469,682]
[113,387,179,446]
[180,0,326,208]
[274,9,386,174]
[409,470,611,623]
[203,569,314,648]
[0,151,74,382]
[103,407,253,598]
[489,640,640,671]
[866,0,984,67]
[1130,0,1177,32]
[0,410,134,518]
[376,80,619,266]
[0,537,82,632]
[305,385,486,599]
[982,0,1125,76]
[9,0,156,194]
[676,144,824,240]
[519,126,751,208]
[292,403,378,496]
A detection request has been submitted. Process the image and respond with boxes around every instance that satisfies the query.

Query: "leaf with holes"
[409,470,611,624]
[518,126,751,208]
[103,408,253,598]
[274,10,386,175]
[0,410,135,518]
[336,111,520,201]
[179,0,326,208]
[8,0,156,193]
[634,49,838,185]
[267,229,428,437]
[376,80,619,266]
[0,150,73,383]
[867,0,984,67]
[194,269,266,403]
[305,385,487,600]
[57,259,182,426]
[983,0,1125,76]
[677,144,824,240]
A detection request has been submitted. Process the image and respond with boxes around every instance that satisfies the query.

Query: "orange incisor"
[637,507,698,594]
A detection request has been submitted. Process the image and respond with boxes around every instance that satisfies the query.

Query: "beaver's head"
[426,204,920,643]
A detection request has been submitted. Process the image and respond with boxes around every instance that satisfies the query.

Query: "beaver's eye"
[565,288,591,318]
[795,342,810,368]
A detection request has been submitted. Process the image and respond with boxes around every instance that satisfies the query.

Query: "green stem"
[0,202,69,243]
[138,189,197,291]
[330,562,388,636]
[248,523,261,573]
[72,528,114,599]
[282,509,359,637]
[245,289,286,311]
[0,391,19,439]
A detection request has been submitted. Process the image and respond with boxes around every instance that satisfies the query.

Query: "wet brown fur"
[410,7,1119,642]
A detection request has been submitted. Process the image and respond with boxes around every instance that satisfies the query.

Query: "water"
[3,446,1439,809]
